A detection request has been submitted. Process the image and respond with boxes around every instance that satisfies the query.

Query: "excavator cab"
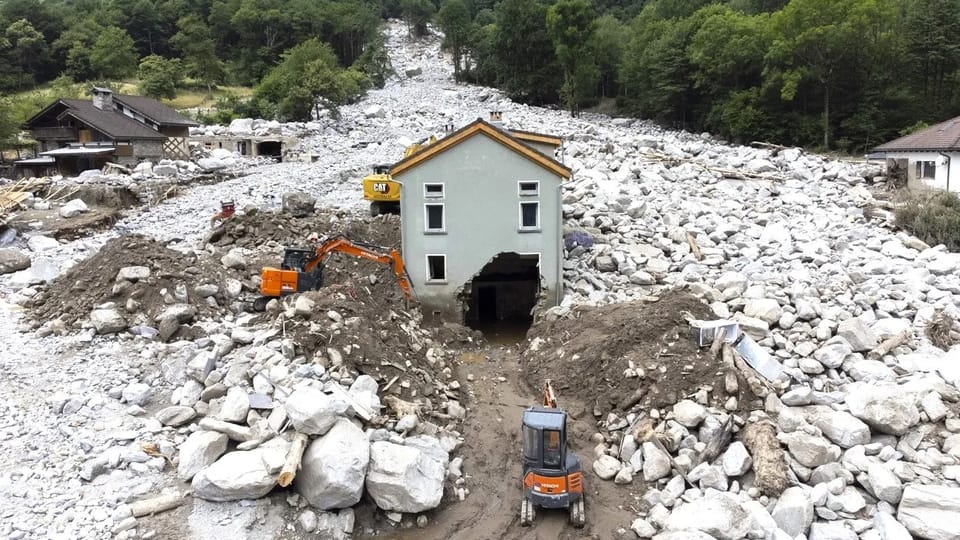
[520,395,585,527]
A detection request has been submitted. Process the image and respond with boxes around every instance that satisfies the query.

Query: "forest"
[1,0,959,153]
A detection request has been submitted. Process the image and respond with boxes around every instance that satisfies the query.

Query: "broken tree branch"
[277,432,310,487]
[198,418,253,441]
[130,492,185,517]
[686,231,703,261]
[868,330,910,360]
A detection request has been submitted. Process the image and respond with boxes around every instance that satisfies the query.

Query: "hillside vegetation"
[2,0,959,154]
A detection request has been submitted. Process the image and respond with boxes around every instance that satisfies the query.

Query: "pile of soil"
[522,289,758,413]
[27,235,238,326]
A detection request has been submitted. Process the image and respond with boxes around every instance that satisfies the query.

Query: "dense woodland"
[1,0,959,153]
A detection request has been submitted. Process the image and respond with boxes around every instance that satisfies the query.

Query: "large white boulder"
[90,308,126,334]
[192,438,288,501]
[897,484,960,540]
[664,492,759,540]
[845,384,919,436]
[177,431,228,481]
[285,387,349,436]
[59,198,89,218]
[365,440,447,513]
[772,487,813,537]
[296,418,369,510]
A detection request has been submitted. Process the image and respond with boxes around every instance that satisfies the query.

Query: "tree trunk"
[823,83,830,149]
[742,420,788,496]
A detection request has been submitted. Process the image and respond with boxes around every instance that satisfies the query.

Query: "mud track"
[384,346,632,540]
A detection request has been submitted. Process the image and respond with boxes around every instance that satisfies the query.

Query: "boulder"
[782,431,841,468]
[642,441,672,481]
[228,118,254,134]
[772,487,814,537]
[285,387,349,436]
[664,492,758,540]
[808,522,857,540]
[896,484,960,540]
[192,438,288,501]
[404,67,423,77]
[867,462,903,504]
[156,406,196,427]
[90,308,126,334]
[296,418,369,510]
[807,407,871,448]
[813,338,853,369]
[873,511,912,540]
[314,509,355,540]
[27,235,59,252]
[59,198,89,218]
[744,298,782,325]
[178,431,228,481]
[365,440,446,513]
[673,400,707,427]
[221,249,247,270]
[121,383,151,406]
[0,249,30,274]
[116,266,151,282]
[282,191,316,217]
[721,441,753,477]
[593,455,621,480]
[218,386,250,423]
[837,318,879,352]
[845,385,920,435]
[364,105,386,118]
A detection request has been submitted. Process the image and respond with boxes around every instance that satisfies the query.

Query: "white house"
[873,117,960,192]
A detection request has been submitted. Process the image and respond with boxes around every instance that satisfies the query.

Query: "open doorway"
[464,252,541,341]
[257,140,282,161]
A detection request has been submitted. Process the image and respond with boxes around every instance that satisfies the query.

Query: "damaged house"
[873,116,960,192]
[20,87,197,175]
[390,115,570,328]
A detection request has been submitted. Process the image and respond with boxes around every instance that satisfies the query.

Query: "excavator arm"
[259,234,415,304]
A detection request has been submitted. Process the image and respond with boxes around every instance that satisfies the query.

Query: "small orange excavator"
[520,380,586,528]
[254,234,414,311]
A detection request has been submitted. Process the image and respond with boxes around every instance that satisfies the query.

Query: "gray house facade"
[390,119,571,326]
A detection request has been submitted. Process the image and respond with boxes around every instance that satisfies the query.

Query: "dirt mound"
[522,289,758,413]
[27,235,237,326]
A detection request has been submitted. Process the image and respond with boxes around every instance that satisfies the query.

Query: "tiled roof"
[874,116,960,152]
[113,94,198,127]
[59,99,167,140]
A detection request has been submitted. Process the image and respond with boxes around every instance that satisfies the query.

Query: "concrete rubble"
[0,18,958,540]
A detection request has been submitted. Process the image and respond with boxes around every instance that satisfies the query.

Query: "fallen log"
[741,420,789,497]
[277,432,310,487]
[868,330,910,360]
[130,492,184,517]
[198,418,253,441]
[686,231,704,261]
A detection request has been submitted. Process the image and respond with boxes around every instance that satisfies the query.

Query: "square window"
[425,203,444,232]
[519,181,539,196]
[919,161,936,179]
[520,201,539,230]
[425,183,444,197]
[427,255,446,281]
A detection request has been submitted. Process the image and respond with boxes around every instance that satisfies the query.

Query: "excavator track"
[520,499,535,527]
[569,499,586,528]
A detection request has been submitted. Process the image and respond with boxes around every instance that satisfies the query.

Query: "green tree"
[0,98,19,153]
[493,0,561,104]
[904,0,960,117]
[547,0,598,114]
[400,0,435,37]
[4,19,47,89]
[253,39,368,121]
[591,15,628,98]
[89,26,137,79]
[138,55,182,98]
[171,15,225,90]
[437,0,473,82]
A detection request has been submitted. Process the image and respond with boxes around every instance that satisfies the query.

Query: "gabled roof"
[113,94,199,127]
[509,129,562,148]
[874,116,960,152]
[390,119,571,179]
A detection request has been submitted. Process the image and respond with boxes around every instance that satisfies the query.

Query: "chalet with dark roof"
[873,117,960,192]
[22,87,197,175]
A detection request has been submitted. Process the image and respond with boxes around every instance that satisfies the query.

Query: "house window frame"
[426,254,447,283]
[918,160,936,179]
[424,182,444,198]
[518,180,540,196]
[519,201,540,232]
[424,203,445,234]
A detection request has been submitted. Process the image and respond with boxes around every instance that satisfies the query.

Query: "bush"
[895,191,960,251]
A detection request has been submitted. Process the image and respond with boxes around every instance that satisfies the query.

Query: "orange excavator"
[520,380,586,528]
[254,234,414,311]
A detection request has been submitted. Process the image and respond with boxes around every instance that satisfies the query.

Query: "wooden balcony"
[31,126,75,140]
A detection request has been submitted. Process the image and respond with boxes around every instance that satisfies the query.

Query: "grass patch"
[163,86,252,109]
[894,190,960,252]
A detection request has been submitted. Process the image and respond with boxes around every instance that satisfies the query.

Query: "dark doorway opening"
[257,141,282,161]
[464,252,541,342]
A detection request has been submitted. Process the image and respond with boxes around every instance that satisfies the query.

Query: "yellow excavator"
[362,135,436,216]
